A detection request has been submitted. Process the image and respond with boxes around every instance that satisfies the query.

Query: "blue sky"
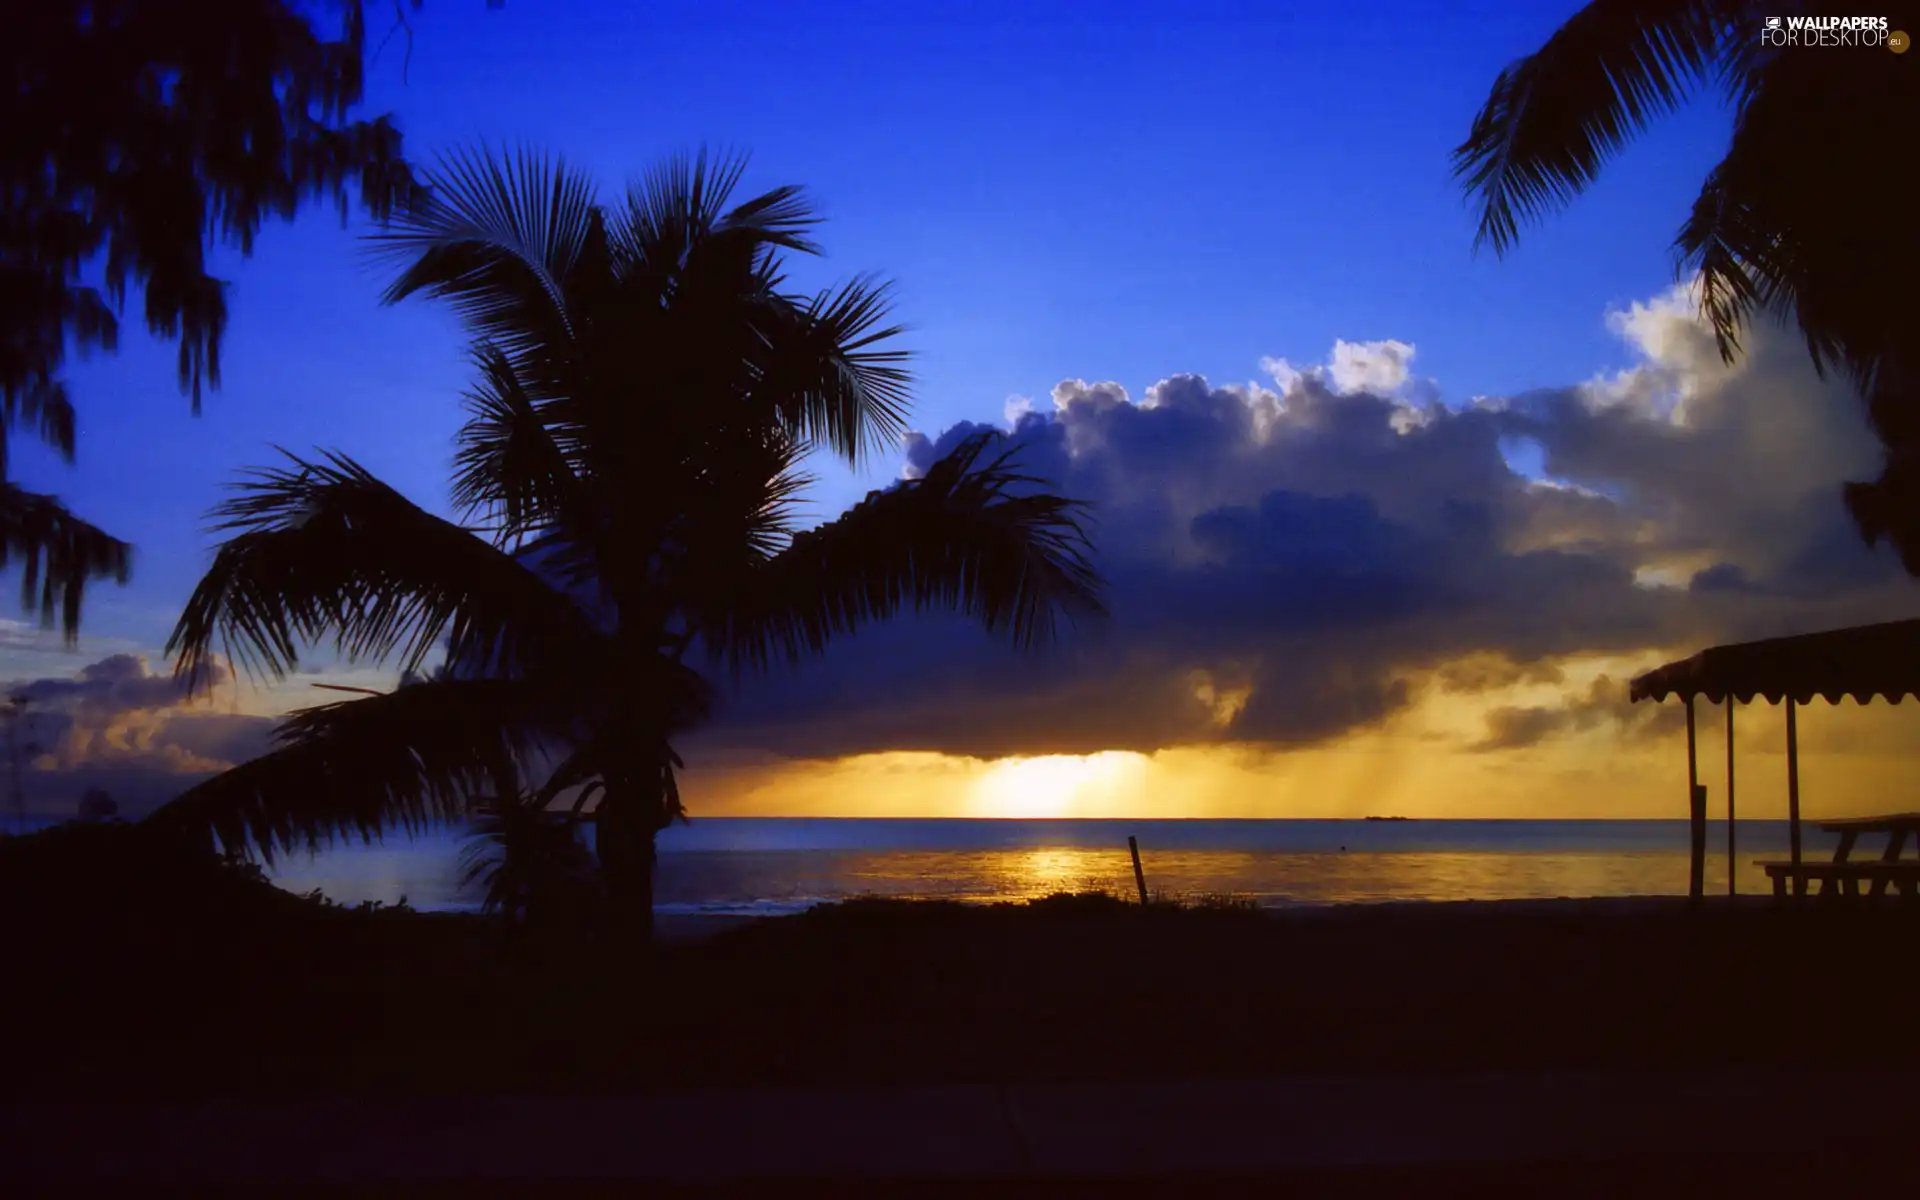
[5,0,1743,657]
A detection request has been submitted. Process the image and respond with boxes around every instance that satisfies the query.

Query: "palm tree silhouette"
[151,148,1106,937]
[1454,3,1920,568]
[457,794,603,927]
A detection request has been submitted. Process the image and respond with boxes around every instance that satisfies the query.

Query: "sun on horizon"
[968,752,1151,818]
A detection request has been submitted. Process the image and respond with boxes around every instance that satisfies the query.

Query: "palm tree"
[149,149,1106,938]
[1454,2,1920,569]
[457,795,603,927]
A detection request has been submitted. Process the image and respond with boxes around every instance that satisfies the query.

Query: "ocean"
[241,818,1826,915]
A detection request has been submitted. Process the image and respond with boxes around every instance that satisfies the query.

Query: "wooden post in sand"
[1127,836,1150,906]
[1685,696,1704,900]
[1786,698,1803,882]
[1725,701,1736,896]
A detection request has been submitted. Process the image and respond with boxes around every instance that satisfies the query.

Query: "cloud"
[9,651,227,715]
[696,281,1914,763]
[0,619,45,651]
[1473,675,1685,752]
[1434,654,1566,693]
[3,653,276,817]
[1261,337,1440,411]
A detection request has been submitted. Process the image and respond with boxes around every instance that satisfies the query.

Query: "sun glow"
[968,752,1147,818]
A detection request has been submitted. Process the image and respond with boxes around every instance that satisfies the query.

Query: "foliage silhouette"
[0,815,295,918]
[1454,2,1920,570]
[457,795,604,926]
[3,0,418,637]
[152,148,1106,939]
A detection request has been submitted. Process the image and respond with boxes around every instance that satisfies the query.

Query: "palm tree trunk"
[595,779,660,946]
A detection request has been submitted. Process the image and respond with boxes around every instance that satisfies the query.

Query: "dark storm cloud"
[695,286,1914,762]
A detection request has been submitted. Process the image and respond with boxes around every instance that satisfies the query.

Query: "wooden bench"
[1757,859,1920,900]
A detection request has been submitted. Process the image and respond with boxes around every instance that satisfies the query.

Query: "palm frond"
[367,145,600,363]
[166,451,606,691]
[1675,39,1920,568]
[1454,0,1735,256]
[531,742,608,813]
[603,151,823,339]
[702,430,1106,674]
[730,450,814,563]
[1675,42,1907,388]
[670,424,814,574]
[1,379,77,471]
[1844,447,1920,575]
[457,794,602,922]
[614,148,752,268]
[1673,166,1786,369]
[530,726,695,819]
[668,180,826,309]
[0,483,131,644]
[753,275,913,464]
[718,183,823,255]
[452,342,585,542]
[144,678,571,864]
[1673,41,1812,368]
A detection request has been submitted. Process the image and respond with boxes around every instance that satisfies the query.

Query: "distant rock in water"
[1364,815,1413,822]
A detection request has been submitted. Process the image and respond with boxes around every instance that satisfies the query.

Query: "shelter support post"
[1725,700,1736,896]
[1786,698,1802,891]
[1685,697,1704,900]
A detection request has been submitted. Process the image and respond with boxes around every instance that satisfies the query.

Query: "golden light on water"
[1003,847,1129,895]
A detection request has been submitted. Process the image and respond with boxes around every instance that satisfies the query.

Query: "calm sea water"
[241,818,1831,915]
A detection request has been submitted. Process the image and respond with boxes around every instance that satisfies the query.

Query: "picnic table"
[1759,814,1920,900]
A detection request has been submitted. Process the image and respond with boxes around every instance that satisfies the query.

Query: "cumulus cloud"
[3,653,276,817]
[698,282,1915,763]
[1261,338,1443,425]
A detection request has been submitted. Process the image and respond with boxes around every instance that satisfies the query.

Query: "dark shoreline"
[8,824,1916,1100]
[15,885,1920,1095]
[653,892,1775,940]
[10,826,1920,1186]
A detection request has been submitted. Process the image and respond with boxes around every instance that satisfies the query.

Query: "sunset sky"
[5,0,1916,823]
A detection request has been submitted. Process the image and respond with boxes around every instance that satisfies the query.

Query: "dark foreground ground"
[5,823,1918,1189]
[7,1074,1915,1192]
